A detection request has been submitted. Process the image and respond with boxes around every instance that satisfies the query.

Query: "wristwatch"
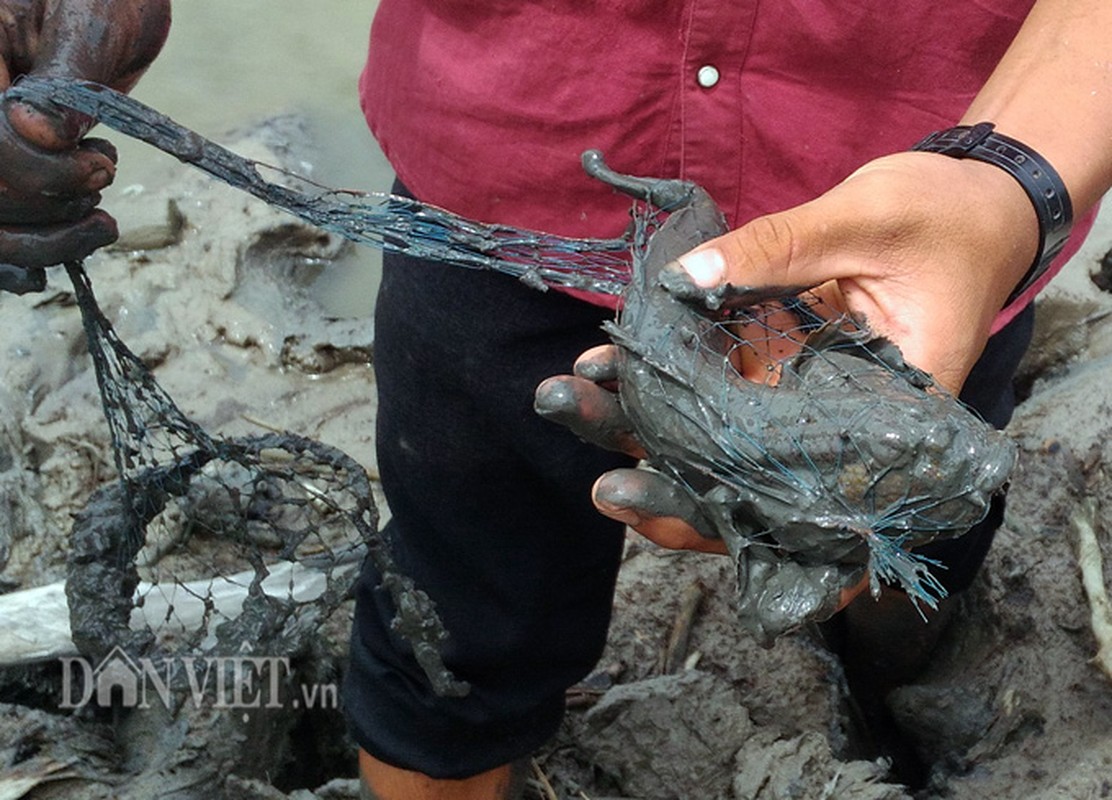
[912,122,1072,306]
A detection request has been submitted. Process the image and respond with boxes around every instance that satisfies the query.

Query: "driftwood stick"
[529,759,559,800]
[663,579,705,674]
[0,559,358,668]
[0,581,72,666]
[1072,497,1112,681]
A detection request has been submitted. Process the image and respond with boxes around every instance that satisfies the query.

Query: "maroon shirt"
[360,0,1093,325]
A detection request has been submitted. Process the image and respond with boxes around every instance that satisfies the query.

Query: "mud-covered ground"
[1,119,1112,800]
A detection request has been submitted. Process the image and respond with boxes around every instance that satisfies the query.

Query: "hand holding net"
[577,155,1018,642]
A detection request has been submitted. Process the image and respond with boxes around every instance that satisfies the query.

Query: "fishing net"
[0,77,639,698]
[61,259,469,697]
[10,78,1018,653]
[8,77,633,296]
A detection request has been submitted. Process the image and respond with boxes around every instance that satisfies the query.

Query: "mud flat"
[1,118,1112,799]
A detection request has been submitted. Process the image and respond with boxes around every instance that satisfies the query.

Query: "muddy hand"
[738,559,868,644]
[0,0,171,288]
[590,467,727,555]
[535,344,646,458]
[536,344,729,554]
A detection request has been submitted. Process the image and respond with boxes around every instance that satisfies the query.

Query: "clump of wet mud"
[3,116,1112,800]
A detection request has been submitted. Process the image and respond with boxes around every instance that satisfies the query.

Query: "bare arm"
[965,0,1112,216]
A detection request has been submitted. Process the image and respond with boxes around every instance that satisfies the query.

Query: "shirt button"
[696,64,720,88]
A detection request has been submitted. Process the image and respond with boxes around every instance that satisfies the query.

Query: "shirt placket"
[678,0,758,222]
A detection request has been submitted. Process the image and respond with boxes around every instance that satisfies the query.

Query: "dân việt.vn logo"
[59,646,337,713]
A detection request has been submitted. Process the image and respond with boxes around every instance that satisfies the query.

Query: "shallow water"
[102,0,389,317]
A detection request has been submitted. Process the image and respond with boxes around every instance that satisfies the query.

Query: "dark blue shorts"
[343,239,635,778]
[343,197,1033,778]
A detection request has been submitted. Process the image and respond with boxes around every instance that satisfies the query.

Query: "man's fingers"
[592,468,727,554]
[0,209,117,269]
[0,188,102,225]
[0,105,117,196]
[837,573,871,611]
[736,558,865,642]
[572,344,621,384]
[28,0,172,96]
[79,136,118,163]
[4,96,94,151]
[534,375,645,457]
[0,263,46,294]
[675,198,863,297]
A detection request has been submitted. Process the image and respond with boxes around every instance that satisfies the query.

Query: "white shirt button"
[696,64,720,88]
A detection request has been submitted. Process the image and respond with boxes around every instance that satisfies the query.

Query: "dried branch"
[1072,498,1112,681]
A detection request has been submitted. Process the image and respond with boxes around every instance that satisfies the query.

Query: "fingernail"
[86,168,112,191]
[677,248,725,287]
[595,499,642,527]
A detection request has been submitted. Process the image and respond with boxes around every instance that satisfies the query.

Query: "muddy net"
[10,78,1019,653]
[0,77,635,700]
[61,259,468,697]
[580,154,1019,642]
[8,77,633,297]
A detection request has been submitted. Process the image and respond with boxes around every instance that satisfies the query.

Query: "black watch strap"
[912,122,1072,306]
